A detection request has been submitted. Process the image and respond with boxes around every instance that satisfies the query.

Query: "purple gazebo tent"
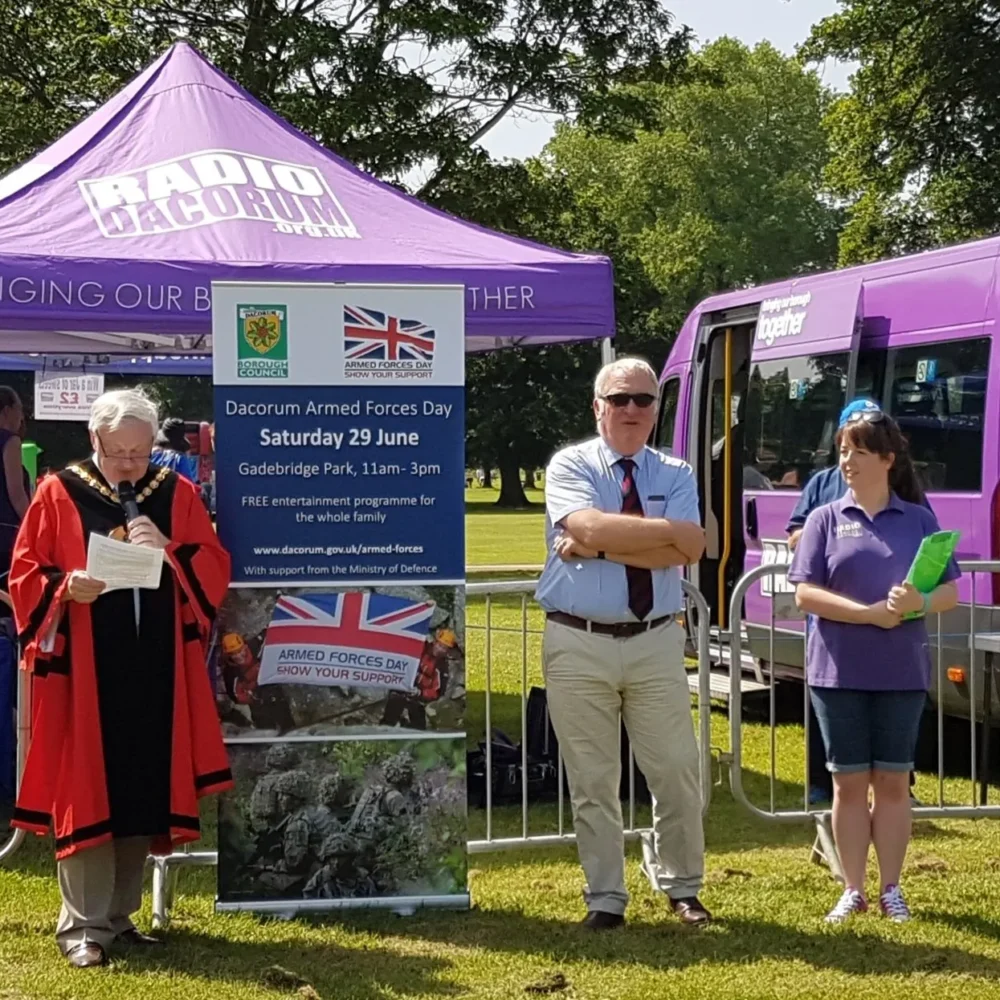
[0,42,615,358]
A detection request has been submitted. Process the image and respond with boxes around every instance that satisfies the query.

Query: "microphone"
[117,480,141,524]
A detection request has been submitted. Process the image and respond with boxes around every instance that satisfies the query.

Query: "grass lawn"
[465,488,546,568]
[3,508,1000,998]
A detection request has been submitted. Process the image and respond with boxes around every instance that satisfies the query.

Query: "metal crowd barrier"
[145,578,714,925]
[465,578,713,858]
[725,560,1000,882]
[18,557,1000,917]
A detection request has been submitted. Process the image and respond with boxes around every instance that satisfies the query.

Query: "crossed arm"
[557,508,706,569]
[546,452,706,569]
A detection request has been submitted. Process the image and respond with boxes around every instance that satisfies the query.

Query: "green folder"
[902,530,960,620]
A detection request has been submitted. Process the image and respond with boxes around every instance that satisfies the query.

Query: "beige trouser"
[543,620,704,915]
[56,837,150,954]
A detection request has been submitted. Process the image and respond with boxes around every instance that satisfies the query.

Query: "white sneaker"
[825,887,868,924]
[879,884,911,923]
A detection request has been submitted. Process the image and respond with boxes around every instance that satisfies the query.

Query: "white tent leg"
[601,338,615,365]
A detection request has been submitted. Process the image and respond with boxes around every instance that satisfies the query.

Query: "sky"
[477,0,851,163]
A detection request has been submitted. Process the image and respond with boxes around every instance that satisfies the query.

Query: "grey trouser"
[542,620,704,915]
[56,836,150,954]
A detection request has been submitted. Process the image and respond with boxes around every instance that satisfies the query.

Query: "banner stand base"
[214,893,471,917]
[152,851,471,927]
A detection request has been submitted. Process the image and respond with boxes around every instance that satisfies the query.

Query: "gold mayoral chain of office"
[66,463,170,505]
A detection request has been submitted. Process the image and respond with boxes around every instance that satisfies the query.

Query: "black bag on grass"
[521,686,651,805]
[466,729,558,809]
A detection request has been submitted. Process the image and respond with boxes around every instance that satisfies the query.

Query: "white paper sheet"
[86,532,164,591]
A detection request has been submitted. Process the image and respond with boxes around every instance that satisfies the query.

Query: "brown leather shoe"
[118,928,163,946]
[669,896,711,926]
[66,942,107,968]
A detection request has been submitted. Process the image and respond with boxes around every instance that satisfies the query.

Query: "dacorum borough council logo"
[237,303,288,379]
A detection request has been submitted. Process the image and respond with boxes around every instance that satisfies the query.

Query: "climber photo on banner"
[213,586,465,738]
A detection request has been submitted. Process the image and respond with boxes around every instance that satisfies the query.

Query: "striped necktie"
[618,458,653,621]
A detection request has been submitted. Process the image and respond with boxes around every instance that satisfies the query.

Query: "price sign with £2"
[34,372,105,422]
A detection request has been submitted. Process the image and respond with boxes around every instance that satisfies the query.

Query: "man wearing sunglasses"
[787,398,924,805]
[536,357,709,931]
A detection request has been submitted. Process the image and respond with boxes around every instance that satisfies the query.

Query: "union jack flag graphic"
[343,305,436,362]
[258,592,435,692]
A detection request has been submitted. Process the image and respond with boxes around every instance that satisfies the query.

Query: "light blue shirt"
[535,437,701,622]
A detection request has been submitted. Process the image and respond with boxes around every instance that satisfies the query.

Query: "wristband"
[921,592,932,617]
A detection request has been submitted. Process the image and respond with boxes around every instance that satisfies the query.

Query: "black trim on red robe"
[58,461,177,840]
[18,566,64,648]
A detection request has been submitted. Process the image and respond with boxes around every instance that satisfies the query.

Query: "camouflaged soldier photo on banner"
[217,738,468,906]
[212,586,465,737]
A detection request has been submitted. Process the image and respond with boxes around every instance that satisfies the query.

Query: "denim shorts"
[808,687,926,774]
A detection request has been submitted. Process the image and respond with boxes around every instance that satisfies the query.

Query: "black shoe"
[66,942,107,968]
[117,928,163,946]
[669,896,712,926]
[581,910,625,931]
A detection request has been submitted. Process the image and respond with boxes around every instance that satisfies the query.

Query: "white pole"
[600,338,615,365]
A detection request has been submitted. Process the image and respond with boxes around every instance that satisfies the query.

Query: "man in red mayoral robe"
[8,388,232,969]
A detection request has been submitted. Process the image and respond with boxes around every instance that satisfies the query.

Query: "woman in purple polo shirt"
[787,410,959,925]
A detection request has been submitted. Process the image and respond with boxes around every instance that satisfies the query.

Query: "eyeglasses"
[844,409,885,426]
[95,431,151,463]
[601,393,657,409]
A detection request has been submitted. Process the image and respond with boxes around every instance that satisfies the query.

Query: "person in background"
[743,456,773,491]
[0,390,27,814]
[787,408,959,924]
[0,388,30,580]
[536,357,709,931]
[787,399,924,805]
[150,417,199,483]
[8,387,233,968]
[199,423,217,516]
[208,422,216,516]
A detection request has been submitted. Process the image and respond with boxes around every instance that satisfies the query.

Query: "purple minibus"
[657,234,999,724]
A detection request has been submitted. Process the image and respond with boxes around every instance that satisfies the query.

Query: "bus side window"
[855,348,886,403]
[885,337,989,492]
[657,377,681,451]
[744,352,851,489]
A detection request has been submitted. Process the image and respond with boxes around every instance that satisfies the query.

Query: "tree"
[0,1,687,508]
[442,39,841,506]
[541,38,841,360]
[803,1,1000,264]
[430,151,597,507]
[0,0,690,189]
[466,344,597,507]
[0,0,170,175]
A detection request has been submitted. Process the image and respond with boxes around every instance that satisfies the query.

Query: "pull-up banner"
[212,283,465,587]
[211,281,468,917]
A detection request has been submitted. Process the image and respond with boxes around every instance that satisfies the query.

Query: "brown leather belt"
[546,611,675,639]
